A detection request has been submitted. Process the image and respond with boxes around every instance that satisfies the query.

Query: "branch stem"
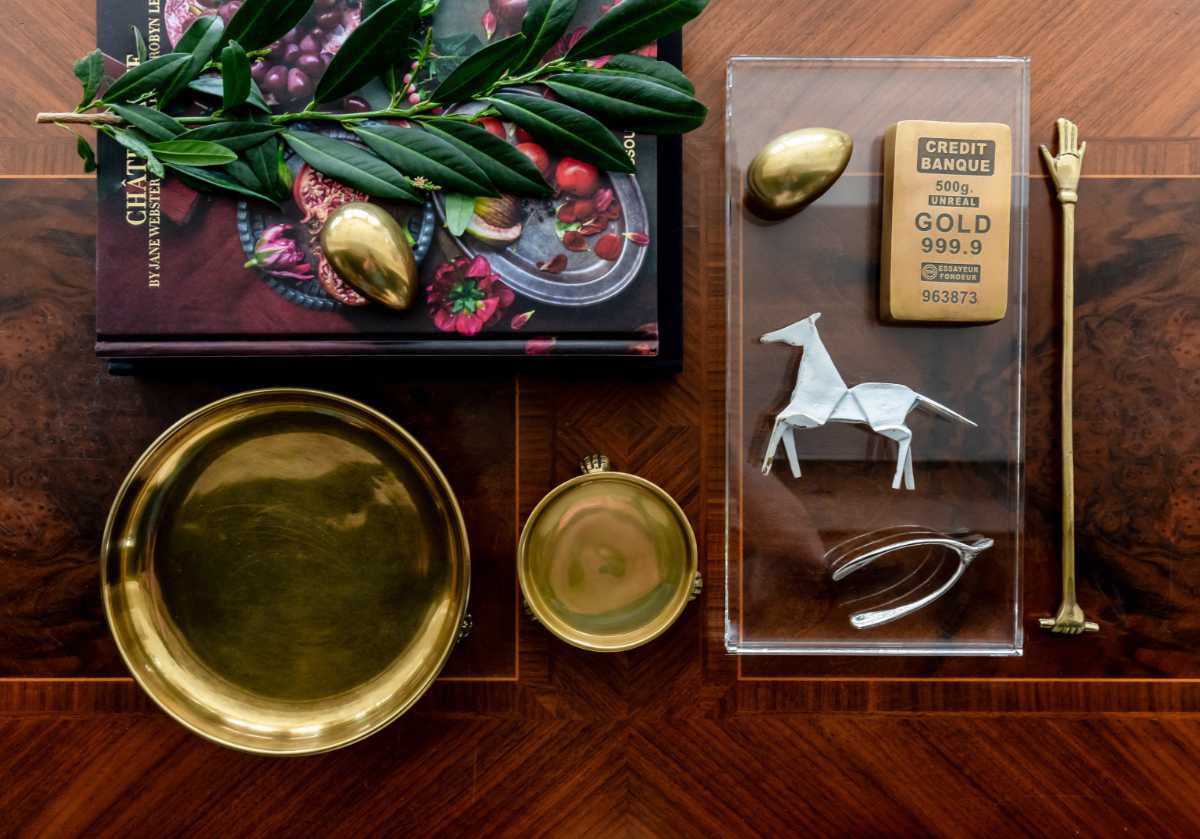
[37,55,575,130]
[269,102,435,124]
[36,112,121,125]
[38,103,442,129]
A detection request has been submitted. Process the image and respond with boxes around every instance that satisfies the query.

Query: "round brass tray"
[518,455,700,652]
[102,388,470,755]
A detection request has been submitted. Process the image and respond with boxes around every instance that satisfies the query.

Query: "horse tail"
[915,393,977,427]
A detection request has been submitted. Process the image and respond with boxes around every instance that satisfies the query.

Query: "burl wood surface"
[4,0,1200,836]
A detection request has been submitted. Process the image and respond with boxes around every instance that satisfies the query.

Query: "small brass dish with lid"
[102,388,470,755]
[518,455,700,652]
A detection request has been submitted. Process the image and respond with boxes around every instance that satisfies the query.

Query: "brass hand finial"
[1039,118,1098,635]
[1040,117,1087,204]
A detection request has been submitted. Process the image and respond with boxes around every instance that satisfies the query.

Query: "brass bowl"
[101,389,470,755]
[518,455,700,652]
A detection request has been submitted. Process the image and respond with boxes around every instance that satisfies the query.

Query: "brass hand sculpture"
[1039,119,1098,635]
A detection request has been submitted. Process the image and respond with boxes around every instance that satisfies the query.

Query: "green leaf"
[283,130,423,202]
[352,124,499,196]
[188,74,271,112]
[545,72,706,133]
[487,91,634,173]
[276,141,294,190]
[566,0,707,61]
[220,41,251,109]
[244,135,288,202]
[514,0,578,75]
[159,16,224,108]
[420,118,552,196]
[315,0,422,103]
[173,14,219,53]
[592,54,693,95]
[432,33,526,103]
[223,158,266,193]
[76,136,96,173]
[108,103,184,141]
[223,0,313,51]
[161,15,226,106]
[148,139,239,167]
[178,121,279,150]
[443,192,475,236]
[167,162,278,204]
[73,49,104,107]
[241,139,285,204]
[425,34,483,90]
[103,126,165,177]
[101,52,189,104]
[132,26,148,63]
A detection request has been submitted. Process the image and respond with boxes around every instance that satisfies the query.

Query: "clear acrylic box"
[725,57,1029,655]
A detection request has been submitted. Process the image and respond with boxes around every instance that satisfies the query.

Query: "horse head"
[759,313,822,347]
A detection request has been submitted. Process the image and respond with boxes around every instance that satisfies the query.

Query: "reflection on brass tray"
[827,526,993,629]
[518,454,699,652]
[101,388,471,755]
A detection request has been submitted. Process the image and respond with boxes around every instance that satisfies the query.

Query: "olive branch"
[37,0,709,207]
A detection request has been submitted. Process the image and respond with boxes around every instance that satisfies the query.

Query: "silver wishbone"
[825,527,994,629]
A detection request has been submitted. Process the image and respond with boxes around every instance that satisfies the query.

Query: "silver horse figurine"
[760,313,976,490]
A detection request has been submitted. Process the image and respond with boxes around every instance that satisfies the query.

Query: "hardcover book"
[95,0,683,365]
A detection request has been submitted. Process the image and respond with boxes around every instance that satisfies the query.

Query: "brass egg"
[746,128,853,219]
[320,202,418,311]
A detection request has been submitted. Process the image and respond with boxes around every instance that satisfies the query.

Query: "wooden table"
[5,1,1200,834]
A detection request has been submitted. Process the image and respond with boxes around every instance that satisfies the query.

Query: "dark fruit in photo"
[297,53,325,76]
[262,66,289,95]
[578,218,607,236]
[556,199,594,224]
[287,68,314,100]
[489,0,527,28]
[537,254,568,274]
[594,233,622,261]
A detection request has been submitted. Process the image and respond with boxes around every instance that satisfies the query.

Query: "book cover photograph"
[95,0,681,361]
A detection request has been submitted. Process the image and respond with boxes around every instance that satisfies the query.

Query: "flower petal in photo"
[244,223,314,281]
[525,337,557,355]
[426,255,515,337]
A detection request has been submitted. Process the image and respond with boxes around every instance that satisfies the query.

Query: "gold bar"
[881,120,1013,322]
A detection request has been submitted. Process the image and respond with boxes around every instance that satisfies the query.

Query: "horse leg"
[762,420,785,475]
[874,426,913,491]
[781,425,802,478]
[891,431,913,490]
[903,433,915,490]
